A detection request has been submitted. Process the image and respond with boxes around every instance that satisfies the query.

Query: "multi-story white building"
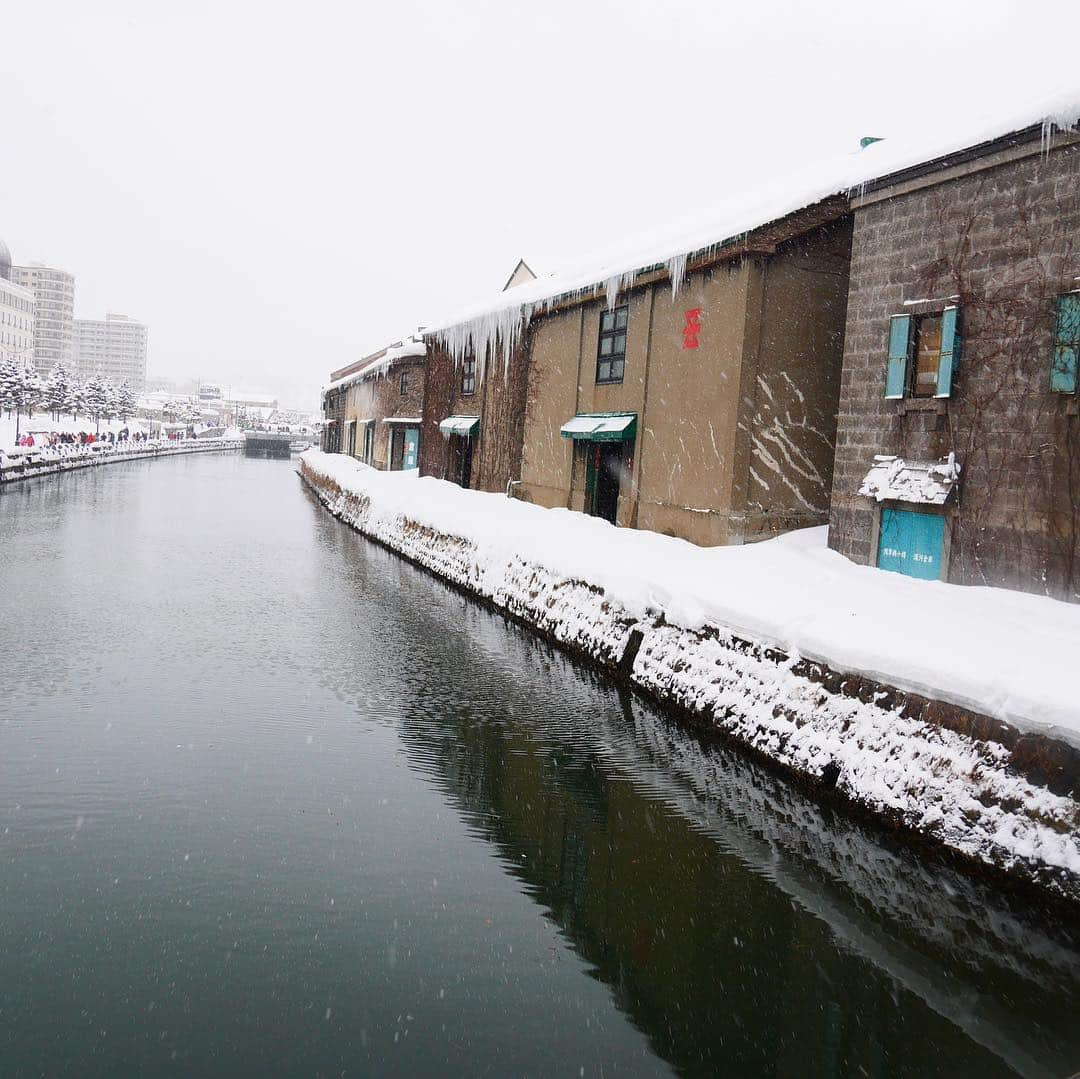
[11,261,75,376]
[0,239,36,368]
[74,312,149,388]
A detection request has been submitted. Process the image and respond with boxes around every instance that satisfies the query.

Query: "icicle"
[665,253,688,299]
[603,271,635,311]
[434,302,535,385]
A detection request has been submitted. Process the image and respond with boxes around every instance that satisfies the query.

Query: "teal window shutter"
[1051,292,1080,394]
[885,314,912,399]
[935,305,960,398]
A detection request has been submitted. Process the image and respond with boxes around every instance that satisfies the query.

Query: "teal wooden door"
[402,428,419,470]
[877,508,945,580]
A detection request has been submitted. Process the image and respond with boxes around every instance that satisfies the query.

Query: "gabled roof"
[501,259,537,291]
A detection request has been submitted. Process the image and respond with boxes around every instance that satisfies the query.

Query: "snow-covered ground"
[300,449,1080,899]
[301,450,1080,747]
[0,412,150,451]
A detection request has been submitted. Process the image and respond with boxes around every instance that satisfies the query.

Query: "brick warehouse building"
[827,121,1080,600]
[323,335,426,468]
[419,262,535,491]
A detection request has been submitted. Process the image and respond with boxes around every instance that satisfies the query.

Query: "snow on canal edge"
[299,450,1080,903]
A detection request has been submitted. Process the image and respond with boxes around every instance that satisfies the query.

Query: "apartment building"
[11,261,74,376]
[74,313,149,388]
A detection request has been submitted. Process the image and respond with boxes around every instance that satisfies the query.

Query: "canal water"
[1,453,1078,1078]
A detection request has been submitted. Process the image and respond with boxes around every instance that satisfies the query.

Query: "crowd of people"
[15,428,146,448]
[11,426,201,450]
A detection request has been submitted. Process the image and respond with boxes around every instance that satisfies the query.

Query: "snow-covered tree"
[180,401,203,424]
[44,362,72,421]
[161,398,181,421]
[117,381,138,421]
[67,377,86,421]
[0,355,21,417]
[18,366,43,418]
[82,372,110,433]
[102,380,120,422]
[0,358,43,439]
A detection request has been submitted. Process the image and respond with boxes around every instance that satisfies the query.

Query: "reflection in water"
[0,455,1078,1079]
[379,566,1080,1079]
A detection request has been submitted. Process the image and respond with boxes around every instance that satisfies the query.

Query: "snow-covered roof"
[424,84,1080,377]
[327,335,426,394]
[381,415,422,425]
[859,454,960,505]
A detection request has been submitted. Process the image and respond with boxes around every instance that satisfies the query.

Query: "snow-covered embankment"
[0,437,242,484]
[299,450,1080,905]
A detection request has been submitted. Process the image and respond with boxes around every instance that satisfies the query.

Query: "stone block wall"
[829,138,1080,599]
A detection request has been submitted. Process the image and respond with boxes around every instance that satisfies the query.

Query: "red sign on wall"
[683,308,702,350]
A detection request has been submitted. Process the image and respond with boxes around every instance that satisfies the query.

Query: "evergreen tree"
[0,359,41,439]
[67,377,86,421]
[0,355,21,417]
[117,381,138,422]
[82,372,110,434]
[103,380,119,422]
[18,366,43,418]
[44,362,72,420]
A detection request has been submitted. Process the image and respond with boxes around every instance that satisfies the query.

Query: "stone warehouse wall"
[343,357,426,468]
[829,138,1080,599]
[299,454,1080,907]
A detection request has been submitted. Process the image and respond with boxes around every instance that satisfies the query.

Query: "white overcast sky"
[3,0,1078,408]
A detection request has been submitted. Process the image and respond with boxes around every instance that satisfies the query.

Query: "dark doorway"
[450,434,474,488]
[587,443,623,524]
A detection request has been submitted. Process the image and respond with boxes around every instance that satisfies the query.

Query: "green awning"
[560,413,637,442]
[439,415,480,436]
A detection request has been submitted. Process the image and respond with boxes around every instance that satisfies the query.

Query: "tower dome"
[0,237,11,281]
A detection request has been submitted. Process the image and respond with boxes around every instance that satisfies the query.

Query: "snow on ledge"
[859,453,960,505]
[300,449,1080,747]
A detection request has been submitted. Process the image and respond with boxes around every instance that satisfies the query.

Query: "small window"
[911,314,942,398]
[596,304,628,384]
[399,371,408,395]
[1051,292,1080,394]
[461,355,476,396]
[884,307,960,400]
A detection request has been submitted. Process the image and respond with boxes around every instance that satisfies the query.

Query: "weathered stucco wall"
[828,139,1080,600]
[738,220,853,542]
[516,219,851,547]
[634,264,751,544]
[519,307,581,509]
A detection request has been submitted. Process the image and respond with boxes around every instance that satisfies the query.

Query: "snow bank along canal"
[2,453,1079,1078]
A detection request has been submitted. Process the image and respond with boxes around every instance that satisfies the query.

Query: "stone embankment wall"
[299,457,1080,909]
[0,438,243,485]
